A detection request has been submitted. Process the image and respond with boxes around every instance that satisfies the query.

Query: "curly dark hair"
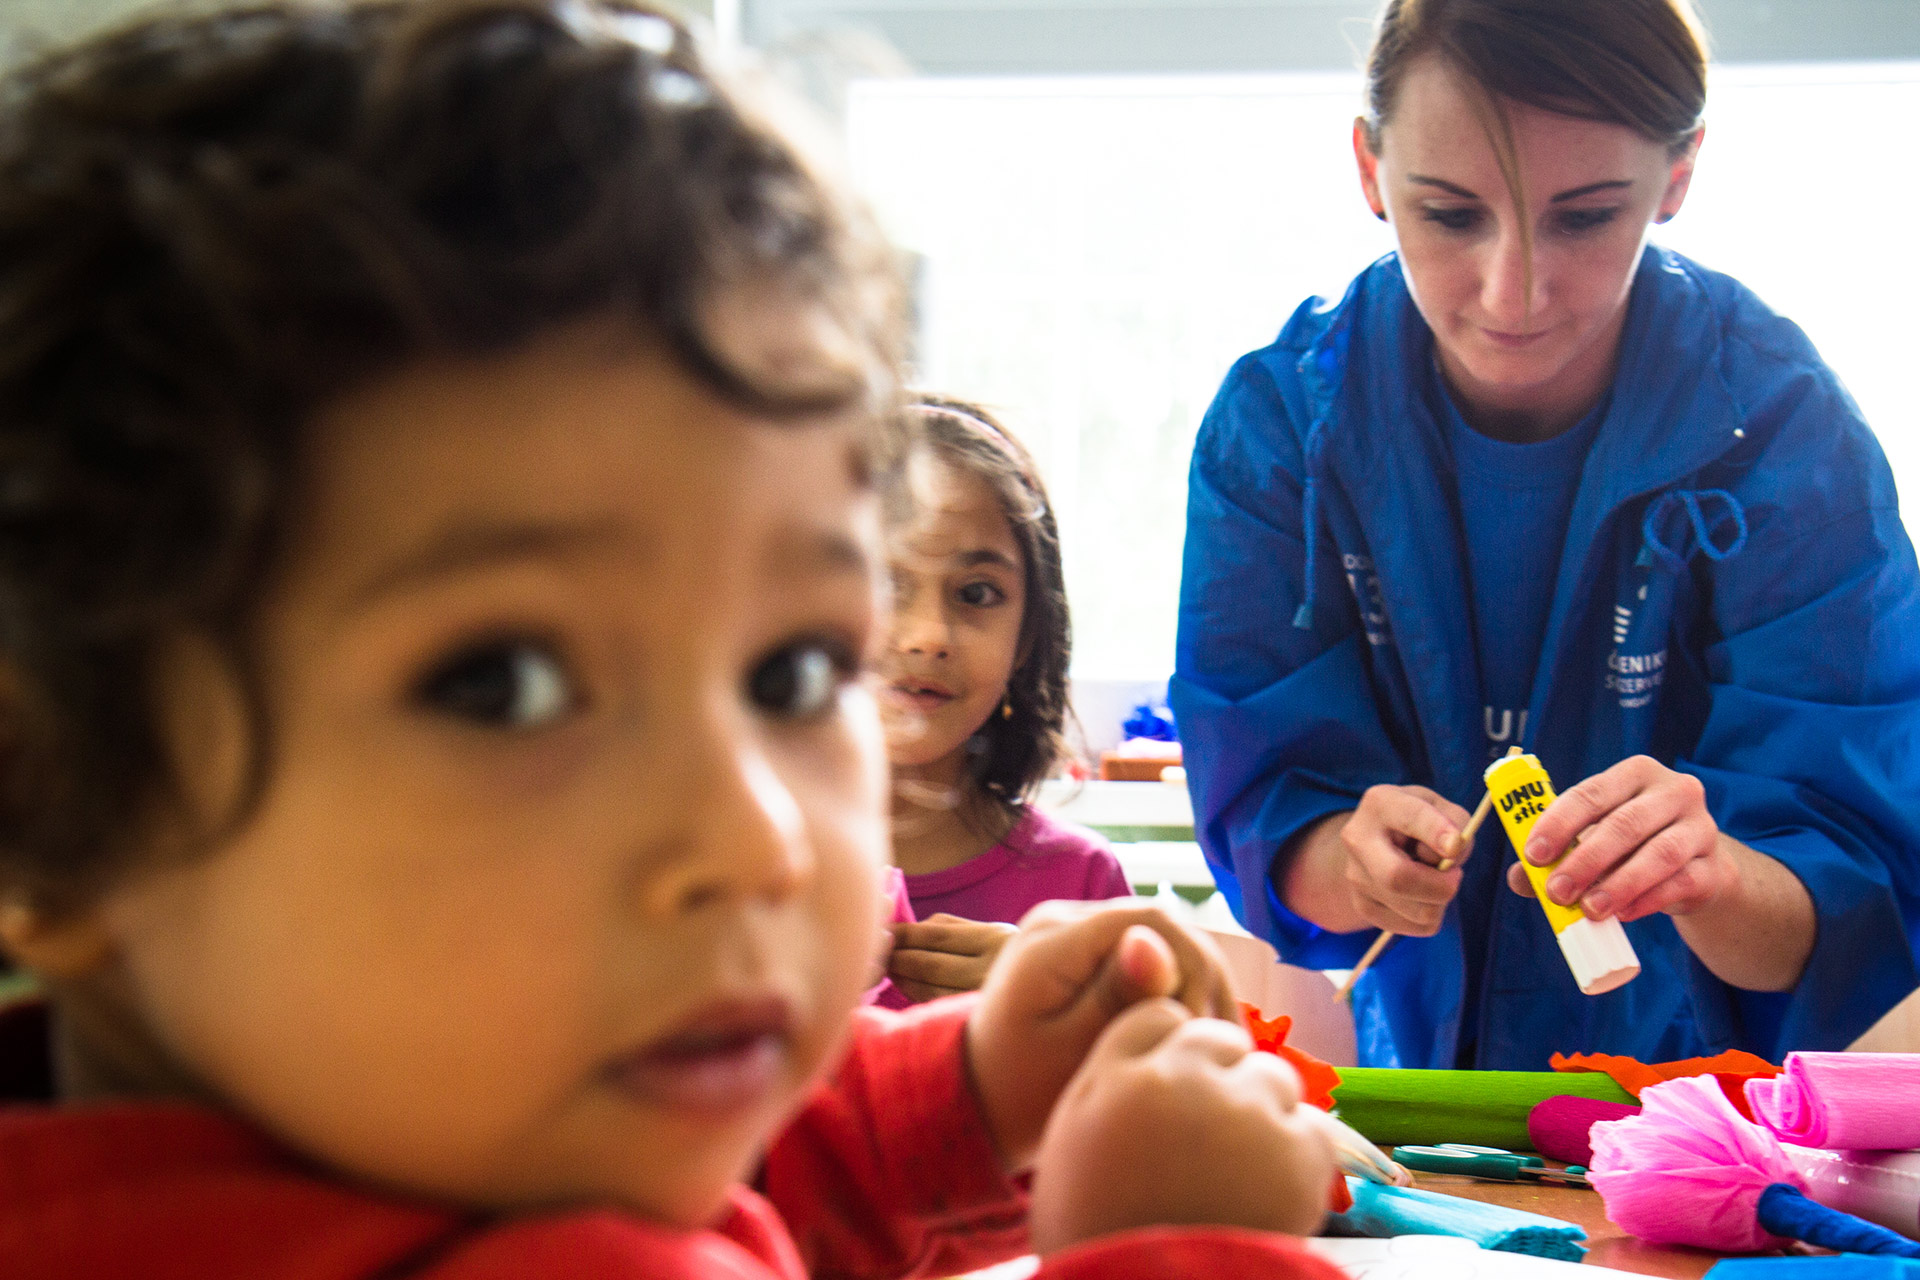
[0,0,903,912]
[908,395,1072,813]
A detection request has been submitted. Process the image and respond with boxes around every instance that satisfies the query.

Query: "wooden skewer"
[1333,784,1498,1003]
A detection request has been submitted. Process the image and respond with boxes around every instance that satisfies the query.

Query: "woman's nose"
[638,715,814,918]
[1480,220,1548,327]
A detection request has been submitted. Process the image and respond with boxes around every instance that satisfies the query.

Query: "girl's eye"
[748,639,851,721]
[956,580,1006,608]
[415,640,576,729]
[1422,206,1481,233]
[1554,207,1621,235]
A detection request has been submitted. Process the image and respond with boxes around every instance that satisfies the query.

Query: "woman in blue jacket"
[1173,0,1920,1069]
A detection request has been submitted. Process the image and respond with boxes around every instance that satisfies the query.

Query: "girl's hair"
[0,0,903,913]
[1362,0,1708,293]
[908,395,1071,813]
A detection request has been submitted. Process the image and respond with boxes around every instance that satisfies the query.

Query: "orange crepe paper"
[1550,1049,1780,1121]
[1241,1003,1351,1213]
[1243,1004,1343,1111]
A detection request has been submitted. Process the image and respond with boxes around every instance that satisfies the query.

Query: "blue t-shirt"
[1432,364,1605,1066]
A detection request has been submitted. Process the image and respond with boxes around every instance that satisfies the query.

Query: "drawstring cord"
[1293,424,1328,630]
[1635,488,1749,570]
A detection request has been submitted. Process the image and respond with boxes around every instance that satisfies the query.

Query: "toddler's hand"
[966,900,1237,1170]
[887,914,1018,1001]
[1028,999,1335,1252]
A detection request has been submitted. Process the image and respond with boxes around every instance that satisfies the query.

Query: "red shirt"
[0,996,1347,1280]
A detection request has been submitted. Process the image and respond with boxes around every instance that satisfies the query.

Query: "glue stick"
[1484,752,1640,996]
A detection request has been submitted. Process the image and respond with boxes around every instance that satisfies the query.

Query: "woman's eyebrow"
[1551,179,1634,202]
[1409,175,1479,198]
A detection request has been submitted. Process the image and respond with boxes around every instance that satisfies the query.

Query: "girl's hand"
[1028,998,1335,1252]
[1338,784,1472,936]
[966,901,1238,1171]
[886,914,1018,1002]
[1504,755,1738,921]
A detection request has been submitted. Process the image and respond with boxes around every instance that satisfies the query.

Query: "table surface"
[1407,1172,1725,1279]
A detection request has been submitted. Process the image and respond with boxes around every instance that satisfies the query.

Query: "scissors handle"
[1392,1145,1590,1187]
[1393,1145,1533,1180]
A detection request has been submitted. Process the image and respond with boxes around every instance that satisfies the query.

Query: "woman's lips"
[604,999,792,1114]
[1481,326,1550,349]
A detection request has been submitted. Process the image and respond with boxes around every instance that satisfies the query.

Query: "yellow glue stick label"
[1484,753,1585,935]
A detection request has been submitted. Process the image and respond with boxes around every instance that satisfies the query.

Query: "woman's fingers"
[1351,883,1446,936]
[1350,784,1462,864]
[1404,785,1475,852]
[1498,758,1731,922]
[1543,791,1684,903]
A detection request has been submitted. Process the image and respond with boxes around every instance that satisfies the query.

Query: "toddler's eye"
[749,640,847,721]
[956,580,1006,608]
[415,639,576,729]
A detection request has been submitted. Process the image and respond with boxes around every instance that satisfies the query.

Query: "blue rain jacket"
[1172,246,1920,1069]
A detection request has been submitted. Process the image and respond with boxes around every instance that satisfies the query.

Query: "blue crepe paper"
[1756,1185,1920,1259]
[1326,1177,1588,1261]
[1709,1259,1920,1280]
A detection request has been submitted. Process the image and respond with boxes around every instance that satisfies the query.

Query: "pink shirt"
[866,868,918,1010]
[904,806,1132,925]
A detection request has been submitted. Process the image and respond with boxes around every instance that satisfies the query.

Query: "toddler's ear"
[0,897,115,980]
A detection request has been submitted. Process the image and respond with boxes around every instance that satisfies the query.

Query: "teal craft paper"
[1327,1177,1589,1261]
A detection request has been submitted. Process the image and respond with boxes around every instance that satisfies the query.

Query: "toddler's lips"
[604,1000,792,1115]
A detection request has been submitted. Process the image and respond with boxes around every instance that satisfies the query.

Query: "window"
[847,61,1920,680]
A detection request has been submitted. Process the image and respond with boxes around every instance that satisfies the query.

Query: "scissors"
[1391,1143,1592,1188]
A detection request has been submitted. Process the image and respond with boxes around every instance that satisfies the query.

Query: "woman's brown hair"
[907,395,1071,815]
[0,0,903,913]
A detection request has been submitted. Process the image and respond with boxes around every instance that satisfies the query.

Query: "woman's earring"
[1001,696,1014,719]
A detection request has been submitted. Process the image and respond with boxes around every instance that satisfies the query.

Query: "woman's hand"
[886,913,1018,1001]
[1283,785,1471,936]
[1504,755,1815,991]
[1028,998,1335,1252]
[965,900,1239,1171]
[1504,755,1736,921]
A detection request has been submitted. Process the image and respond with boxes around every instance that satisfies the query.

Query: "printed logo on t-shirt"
[1483,706,1528,759]
[1343,554,1392,647]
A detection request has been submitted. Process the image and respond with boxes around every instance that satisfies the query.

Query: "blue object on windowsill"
[1122,686,1178,742]
[1326,1177,1588,1261]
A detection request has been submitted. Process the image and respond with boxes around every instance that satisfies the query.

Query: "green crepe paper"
[1329,1177,1589,1261]
[1328,1068,1636,1149]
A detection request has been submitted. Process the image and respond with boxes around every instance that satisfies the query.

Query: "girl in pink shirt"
[881,399,1131,1001]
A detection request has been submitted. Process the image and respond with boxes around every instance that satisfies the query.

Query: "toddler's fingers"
[1153,1012,1257,1070]
[1078,996,1191,1073]
[1229,1040,1307,1113]
[1008,900,1239,1023]
[1110,924,1179,1003]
